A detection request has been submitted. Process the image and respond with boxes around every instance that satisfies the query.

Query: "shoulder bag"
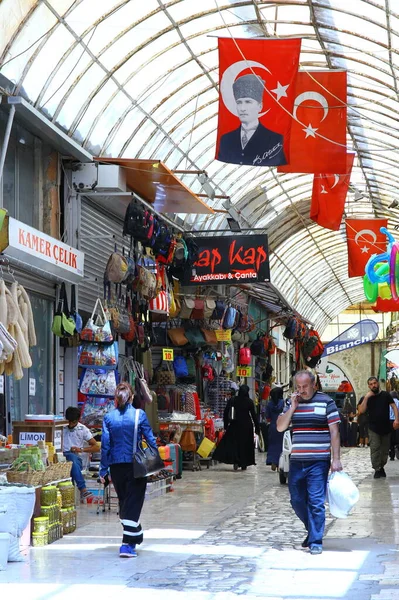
[81,298,113,343]
[133,409,164,478]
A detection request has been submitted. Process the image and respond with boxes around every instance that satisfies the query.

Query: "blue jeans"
[64,452,85,491]
[288,460,330,548]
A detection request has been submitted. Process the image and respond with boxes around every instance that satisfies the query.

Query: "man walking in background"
[277,370,342,555]
[358,377,399,478]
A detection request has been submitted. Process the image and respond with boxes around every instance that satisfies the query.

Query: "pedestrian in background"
[265,386,284,471]
[358,377,399,478]
[389,390,399,460]
[356,396,369,447]
[100,382,158,558]
[213,384,260,471]
[277,371,342,555]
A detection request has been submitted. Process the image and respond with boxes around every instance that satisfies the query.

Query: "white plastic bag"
[327,471,359,518]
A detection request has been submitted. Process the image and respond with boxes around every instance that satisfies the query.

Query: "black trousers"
[110,463,147,545]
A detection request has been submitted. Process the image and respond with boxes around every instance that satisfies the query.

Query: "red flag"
[345,218,388,277]
[278,70,347,174]
[310,152,354,231]
[215,38,301,168]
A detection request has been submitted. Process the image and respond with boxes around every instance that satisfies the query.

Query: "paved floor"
[1,447,399,599]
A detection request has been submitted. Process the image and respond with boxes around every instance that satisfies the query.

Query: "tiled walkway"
[1,447,399,599]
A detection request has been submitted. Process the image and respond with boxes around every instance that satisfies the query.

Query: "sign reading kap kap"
[183,234,270,286]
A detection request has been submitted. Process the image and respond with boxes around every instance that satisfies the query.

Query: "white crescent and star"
[330,174,340,189]
[220,61,290,117]
[294,91,329,140]
[354,229,377,254]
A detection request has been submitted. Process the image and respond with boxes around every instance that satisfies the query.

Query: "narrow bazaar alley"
[1,447,399,600]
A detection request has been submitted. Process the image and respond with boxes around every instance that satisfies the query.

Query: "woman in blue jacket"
[100,382,157,558]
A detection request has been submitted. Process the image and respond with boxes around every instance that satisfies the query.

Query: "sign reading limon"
[162,348,174,361]
[215,329,232,342]
[1,217,84,282]
[236,366,252,378]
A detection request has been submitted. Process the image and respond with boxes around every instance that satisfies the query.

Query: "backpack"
[283,317,299,340]
[304,330,324,367]
[153,222,172,255]
[250,336,266,357]
[173,355,189,378]
[213,300,226,320]
[239,347,251,366]
[104,251,128,283]
[123,200,154,243]
[201,364,215,382]
[223,306,237,329]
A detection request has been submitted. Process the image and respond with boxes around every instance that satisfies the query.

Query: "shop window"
[0,112,39,228]
[8,294,54,422]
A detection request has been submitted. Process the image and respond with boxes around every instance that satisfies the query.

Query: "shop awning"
[95,158,214,215]
[241,282,312,325]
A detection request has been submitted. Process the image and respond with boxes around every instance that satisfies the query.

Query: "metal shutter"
[79,197,125,313]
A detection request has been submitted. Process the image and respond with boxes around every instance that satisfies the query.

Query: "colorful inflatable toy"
[364,228,398,303]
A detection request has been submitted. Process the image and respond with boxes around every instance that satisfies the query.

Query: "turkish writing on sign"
[19,431,46,445]
[183,235,270,286]
[7,217,84,282]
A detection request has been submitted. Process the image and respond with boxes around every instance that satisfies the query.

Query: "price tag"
[29,378,36,396]
[236,366,252,378]
[215,329,232,342]
[163,348,174,361]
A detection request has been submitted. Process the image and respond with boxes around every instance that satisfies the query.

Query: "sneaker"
[380,467,387,478]
[309,545,322,555]
[80,489,94,501]
[120,544,137,558]
[301,535,309,548]
[374,470,382,479]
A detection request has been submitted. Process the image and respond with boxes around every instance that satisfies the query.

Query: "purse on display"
[167,327,188,347]
[70,284,82,334]
[80,298,113,343]
[154,362,176,386]
[179,296,195,319]
[204,298,216,319]
[52,283,76,338]
[104,250,128,283]
[121,298,136,343]
[133,361,153,405]
[191,298,205,320]
[133,263,157,301]
[78,342,118,369]
[184,326,206,347]
[200,328,218,345]
[79,369,117,397]
[151,325,168,347]
[179,429,197,452]
[133,409,164,478]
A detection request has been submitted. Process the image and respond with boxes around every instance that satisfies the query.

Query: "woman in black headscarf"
[265,386,285,471]
[213,384,260,471]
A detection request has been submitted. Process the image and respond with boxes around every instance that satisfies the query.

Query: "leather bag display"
[51,283,76,338]
[179,429,197,452]
[133,409,164,478]
[154,362,176,386]
[179,296,195,319]
[167,327,188,347]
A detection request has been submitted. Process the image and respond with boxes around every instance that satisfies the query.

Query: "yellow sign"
[236,366,252,378]
[215,329,232,342]
[162,348,174,362]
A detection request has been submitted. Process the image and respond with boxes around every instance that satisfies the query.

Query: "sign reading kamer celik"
[183,235,270,286]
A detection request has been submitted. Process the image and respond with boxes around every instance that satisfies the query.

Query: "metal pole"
[0,105,16,189]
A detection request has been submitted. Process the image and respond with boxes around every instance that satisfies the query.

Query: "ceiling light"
[227,217,241,232]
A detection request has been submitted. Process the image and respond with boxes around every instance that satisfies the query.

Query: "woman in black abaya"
[213,384,260,470]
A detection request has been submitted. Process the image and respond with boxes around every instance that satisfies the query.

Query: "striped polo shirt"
[285,392,341,462]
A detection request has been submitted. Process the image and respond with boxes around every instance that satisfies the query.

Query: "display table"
[12,420,68,452]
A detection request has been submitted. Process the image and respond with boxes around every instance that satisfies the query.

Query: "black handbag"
[133,408,164,478]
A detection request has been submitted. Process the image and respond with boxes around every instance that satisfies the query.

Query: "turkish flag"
[310,152,354,231]
[278,70,347,174]
[346,218,388,277]
[215,38,301,167]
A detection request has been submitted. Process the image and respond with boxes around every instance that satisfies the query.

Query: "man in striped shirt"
[277,370,342,555]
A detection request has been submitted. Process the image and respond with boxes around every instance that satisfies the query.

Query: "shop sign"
[322,319,379,357]
[317,359,348,390]
[182,234,270,285]
[162,348,174,361]
[236,366,252,378]
[54,430,62,451]
[19,431,46,445]
[215,329,232,342]
[0,217,84,283]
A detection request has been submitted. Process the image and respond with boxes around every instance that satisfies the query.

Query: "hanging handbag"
[179,296,195,319]
[78,342,118,369]
[104,250,128,283]
[133,361,153,405]
[191,298,205,320]
[168,327,188,347]
[154,362,176,386]
[81,298,113,343]
[184,326,206,347]
[121,297,136,343]
[179,429,197,452]
[52,283,76,338]
[149,265,169,315]
[79,369,117,397]
[133,408,164,478]
[201,328,218,345]
[70,284,82,334]
[204,298,216,319]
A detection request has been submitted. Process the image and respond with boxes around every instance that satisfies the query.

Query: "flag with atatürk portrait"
[278,70,347,174]
[215,38,301,168]
[310,152,354,231]
[346,218,388,277]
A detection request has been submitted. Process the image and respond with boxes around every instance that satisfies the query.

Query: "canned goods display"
[32,532,48,547]
[58,482,75,507]
[41,485,57,506]
[33,517,49,533]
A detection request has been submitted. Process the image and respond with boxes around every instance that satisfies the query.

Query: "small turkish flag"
[346,218,388,278]
[215,38,301,167]
[310,152,354,231]
[278,70,347,174]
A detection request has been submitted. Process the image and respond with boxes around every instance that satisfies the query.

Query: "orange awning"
[95,158,214,215]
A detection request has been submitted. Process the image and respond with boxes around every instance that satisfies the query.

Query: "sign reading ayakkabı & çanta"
[3,217,84,283]
[322,319,379,357]
[183,234,270,285]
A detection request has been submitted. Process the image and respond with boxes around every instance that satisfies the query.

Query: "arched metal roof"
[1,0,398,332]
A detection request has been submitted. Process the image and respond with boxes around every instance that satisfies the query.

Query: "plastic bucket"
[0,533,10,570]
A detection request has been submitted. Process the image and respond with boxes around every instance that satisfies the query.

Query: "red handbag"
[239,347,252,366]
[191,298,205,320]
